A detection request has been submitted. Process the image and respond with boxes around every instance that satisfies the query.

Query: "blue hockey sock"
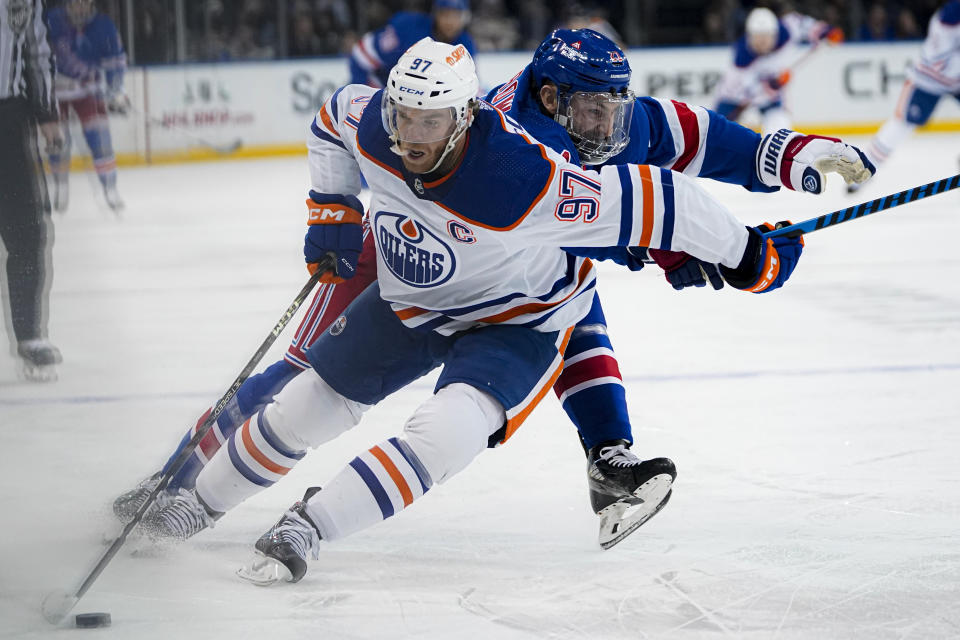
[554,295,632,451]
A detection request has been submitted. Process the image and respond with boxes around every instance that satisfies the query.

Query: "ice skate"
[103,184,125,213]
[112,471,169,522]
[587,440,675,550]
[17,339,62,382]
[52,176,69,213]
[140,488,221,541]
[238,488,322,586]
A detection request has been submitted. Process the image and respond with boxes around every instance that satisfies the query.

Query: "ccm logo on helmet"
[446,45,468,66]
[399,86,424,95]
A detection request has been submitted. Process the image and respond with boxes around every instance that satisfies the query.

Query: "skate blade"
[598,474,673,550]
[237,552,293,587]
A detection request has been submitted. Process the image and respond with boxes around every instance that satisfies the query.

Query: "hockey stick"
[41,258,332,625]
[763,173,960,239]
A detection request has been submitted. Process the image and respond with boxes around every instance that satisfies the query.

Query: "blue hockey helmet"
[531,29,634,164]
[531,28,631,94]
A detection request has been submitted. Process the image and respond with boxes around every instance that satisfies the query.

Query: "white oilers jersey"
[911,2,960,94]
[715,12,830,108]
[307,84,749,335]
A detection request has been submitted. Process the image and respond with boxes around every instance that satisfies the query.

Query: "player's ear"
[539,84,558,115]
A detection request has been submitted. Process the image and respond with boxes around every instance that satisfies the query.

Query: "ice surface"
[1,135,959,639]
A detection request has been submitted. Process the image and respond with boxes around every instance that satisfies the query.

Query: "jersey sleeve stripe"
[637,165,656,247]
[658,168,676,250]
[669,100,701,173]
[311,119,347,151]
[352,34,380,71]
[616,164,633,246]
[329,86,344,121]
[318,103,341,138]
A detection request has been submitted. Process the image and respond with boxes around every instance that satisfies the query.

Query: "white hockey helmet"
[382,37,479,172]
[745,7,779,35]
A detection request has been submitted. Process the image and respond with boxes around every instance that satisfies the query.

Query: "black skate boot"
[141,488,222,541]
[237,487,322,586]
[17,340,62,382]
[587,440,676,550]
[113,471,167,522]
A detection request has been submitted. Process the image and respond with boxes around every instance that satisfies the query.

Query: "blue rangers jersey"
[910,1,960,94]
[308,84,752,336]
[486,64,774,191]
[486,64,775,267]
[349,12,476,88]
[46,7,125,100]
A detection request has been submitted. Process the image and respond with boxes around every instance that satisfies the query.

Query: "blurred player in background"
[850,1,960,193]
[714,6,843,134]
[0,0,63,381]
[46,0,128,212]
[349,0,474,88]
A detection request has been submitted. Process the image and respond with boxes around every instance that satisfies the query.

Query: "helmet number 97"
[410,58,433,72]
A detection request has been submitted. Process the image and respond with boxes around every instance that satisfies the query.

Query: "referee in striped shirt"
[1,0,64,380]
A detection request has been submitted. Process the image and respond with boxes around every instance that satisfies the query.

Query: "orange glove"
[824,26,844,44]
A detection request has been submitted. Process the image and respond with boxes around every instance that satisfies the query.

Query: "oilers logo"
[375,211,456,287]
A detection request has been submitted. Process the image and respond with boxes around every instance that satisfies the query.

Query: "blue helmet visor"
[556,90,635,165]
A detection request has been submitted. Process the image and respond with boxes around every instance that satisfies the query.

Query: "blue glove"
[304,193,364,283]
[720,221,804,293]
[648,248,724,290]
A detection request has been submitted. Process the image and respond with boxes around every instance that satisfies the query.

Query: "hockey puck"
[75,613,111,628]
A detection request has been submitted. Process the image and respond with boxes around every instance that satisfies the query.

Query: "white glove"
[106,92,131,116]
[756,129,876,194]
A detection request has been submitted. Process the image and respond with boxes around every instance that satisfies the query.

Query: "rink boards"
[69,41,960,168]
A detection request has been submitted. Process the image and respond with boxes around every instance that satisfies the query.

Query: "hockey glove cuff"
[304,194,364,283]
[720,222,804,293]
[756,129,876,194]
[648,248,724,290]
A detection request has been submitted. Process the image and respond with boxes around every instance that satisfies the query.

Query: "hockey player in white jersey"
[714,7,843,134]
[851,1,960,193]
[138,39,868,585]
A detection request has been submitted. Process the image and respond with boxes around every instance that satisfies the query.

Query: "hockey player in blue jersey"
[486,27,876,545]
[129,40,875,586]
[349,0,474,88]
[46,0,127,212]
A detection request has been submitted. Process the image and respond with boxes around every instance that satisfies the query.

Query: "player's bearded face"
[561,91,634,164]
[392,105,459,173]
